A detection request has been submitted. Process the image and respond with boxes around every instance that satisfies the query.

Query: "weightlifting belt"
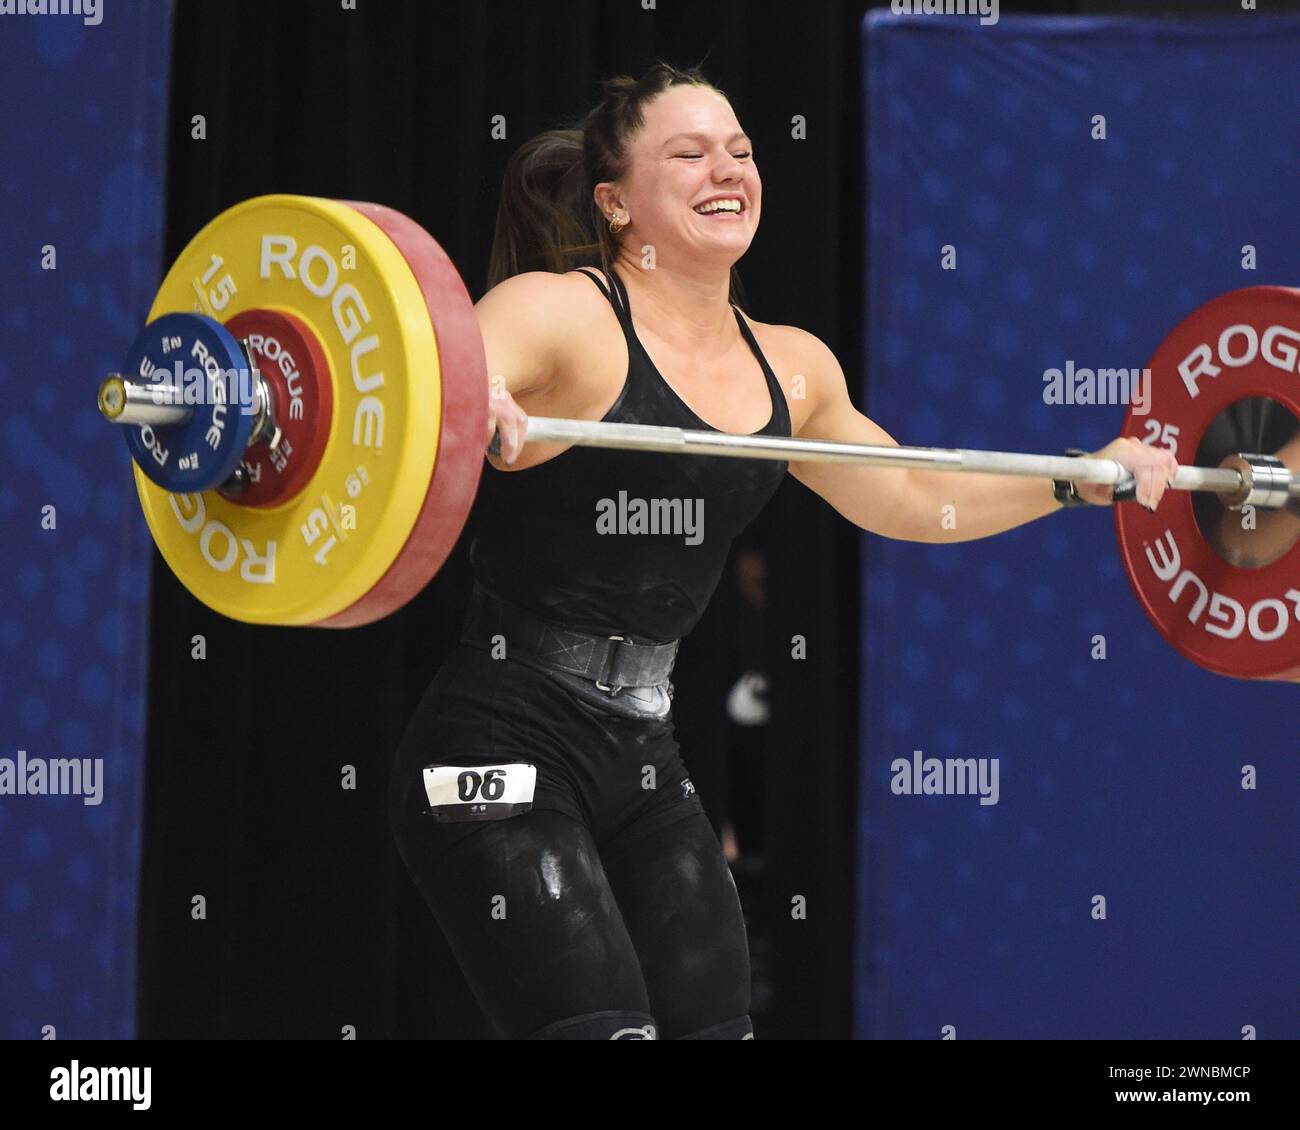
[460,581,679,693]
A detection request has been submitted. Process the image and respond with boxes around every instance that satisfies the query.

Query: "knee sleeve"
[677,1015,754,1040]
[527,1011,658,1040]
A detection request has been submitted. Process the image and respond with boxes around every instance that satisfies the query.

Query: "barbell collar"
[1217,453,1295,511]
[244,362,282,451]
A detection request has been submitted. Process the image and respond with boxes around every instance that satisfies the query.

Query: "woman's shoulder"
[735,312,832,371]
[480,268,604,302]
[562,266,617,303]
[476,269,613,333]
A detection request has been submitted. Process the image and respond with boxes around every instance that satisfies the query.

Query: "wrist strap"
[1054,447,1139,507]
[1053,448,1092,507]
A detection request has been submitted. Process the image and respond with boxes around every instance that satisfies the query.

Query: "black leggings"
[388,646,752,1039]
[390,804,751,1039]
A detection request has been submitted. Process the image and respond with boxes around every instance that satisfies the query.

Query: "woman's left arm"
[783,328,1179,544]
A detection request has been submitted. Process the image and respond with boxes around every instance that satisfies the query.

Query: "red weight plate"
[221,308,334,508]
[313,203,487,627]
[1116,286,1300,682]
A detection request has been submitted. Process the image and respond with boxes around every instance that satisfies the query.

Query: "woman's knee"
[602,814,753,1036]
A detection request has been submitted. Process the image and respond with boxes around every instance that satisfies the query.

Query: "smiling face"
[598,84,761,271]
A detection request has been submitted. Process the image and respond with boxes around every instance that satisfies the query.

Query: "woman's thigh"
[390,803,654,1039]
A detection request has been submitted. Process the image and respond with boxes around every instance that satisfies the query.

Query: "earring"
[609,212,628,234]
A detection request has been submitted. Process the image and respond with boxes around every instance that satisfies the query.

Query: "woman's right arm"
[474,271,571,469]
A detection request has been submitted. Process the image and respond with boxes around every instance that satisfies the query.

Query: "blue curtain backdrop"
[0,2,172,1038]
[857,13,1300,1039]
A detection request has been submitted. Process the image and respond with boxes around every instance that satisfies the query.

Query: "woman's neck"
[612,250,737,357]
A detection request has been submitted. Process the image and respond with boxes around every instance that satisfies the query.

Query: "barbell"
[98,195,1300,682]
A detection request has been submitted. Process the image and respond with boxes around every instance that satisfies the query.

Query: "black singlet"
[468,266,792,644]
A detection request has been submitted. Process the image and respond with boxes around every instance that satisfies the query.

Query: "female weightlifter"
[386,62,1178,1040]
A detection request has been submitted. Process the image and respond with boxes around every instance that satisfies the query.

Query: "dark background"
[137,0,1295,1039]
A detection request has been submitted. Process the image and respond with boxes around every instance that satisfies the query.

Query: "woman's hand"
[486,383,529,465]
[1075,436,1180,510]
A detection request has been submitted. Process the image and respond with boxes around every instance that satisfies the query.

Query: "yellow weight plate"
[137,194,441,625]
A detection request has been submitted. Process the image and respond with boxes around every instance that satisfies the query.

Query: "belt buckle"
[595,635,626,695]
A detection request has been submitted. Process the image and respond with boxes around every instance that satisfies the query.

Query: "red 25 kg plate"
[1116,286,1300,683]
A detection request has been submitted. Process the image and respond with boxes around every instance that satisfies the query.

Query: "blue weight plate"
[119,312,257,493]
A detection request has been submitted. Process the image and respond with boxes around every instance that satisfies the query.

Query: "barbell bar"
[100,368,1292,505]
[510,416,1298,509]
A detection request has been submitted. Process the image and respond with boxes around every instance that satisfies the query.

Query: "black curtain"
[139,0,1276,1040]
